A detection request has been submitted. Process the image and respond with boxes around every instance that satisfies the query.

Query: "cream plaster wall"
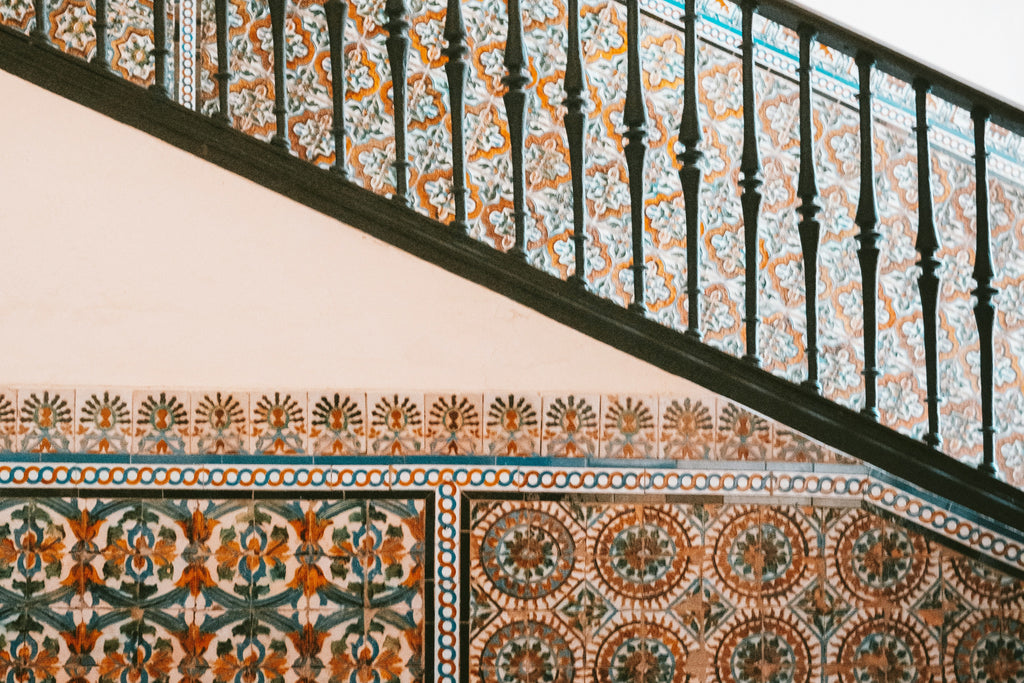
[0,70,700,392]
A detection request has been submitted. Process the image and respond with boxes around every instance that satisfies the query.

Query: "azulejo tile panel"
[0,384,923,469]
[0,492,430,683]
[464,494,1024,682]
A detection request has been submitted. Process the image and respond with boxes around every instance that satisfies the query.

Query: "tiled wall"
[467,497,1024,682]
[0,493,428,683]
[0,387,850,464]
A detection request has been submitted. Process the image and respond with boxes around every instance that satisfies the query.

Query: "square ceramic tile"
[599,394,657,459]
[774,427,836,464]
[193,391,249,455]
[250,391,307,455]
[0,387,17,452]
[133,390,190,455]
[425,393,482,455]
[659,395,716,459]
[76,388,132,454]
[484,393,541,457]
[717,401,771,461]
[18,388,75,453]
[308,392,367,455]
[541,394,600,458]
[367,393,423,456]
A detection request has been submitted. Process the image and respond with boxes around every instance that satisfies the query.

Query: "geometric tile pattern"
[0,387,853,464]
[0,493,428,683]
[465,496,1024,682]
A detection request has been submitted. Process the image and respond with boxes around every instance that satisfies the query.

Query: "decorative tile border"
[0,387,848,466]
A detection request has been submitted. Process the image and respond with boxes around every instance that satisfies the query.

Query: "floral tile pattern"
[19,389,75,453]
[660,395,716,460]
[367,393,423,457]
[309,392,367,456]
[0,385,870,466]
[0,494,427,683]
[599,395,657,459]
[541,394,600,459]
[134,390,190,455]
[251,391,306,455]
[425,393,482,456]
[192,391,249,455]
[0,388,17,453]
[466,496,1024,682]
[484,393,541,457]
[717,401,771,461]
[76,389,132,455]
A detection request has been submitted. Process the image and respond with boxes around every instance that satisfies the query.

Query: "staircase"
[3,0,1024,534]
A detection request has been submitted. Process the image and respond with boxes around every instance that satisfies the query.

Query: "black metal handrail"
[3,0,1024,519]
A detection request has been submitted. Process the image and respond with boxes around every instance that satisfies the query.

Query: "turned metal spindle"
[914,80,942,448]
[325,0,349,178]
[796,27,821,392]
[855,52,880,419]
[31,0,47,42]
[502,0,529,257]
[214,0,231,124]
[678,0,704,339]
[151,0,169,96]
[972,106,997,476]
[92,0,108,69]
[385,0,411,204]
[564,0,588,288]
[443,0,469,232]
[624,0,648,314]
[740,0,763,364]
[269,0,290,148]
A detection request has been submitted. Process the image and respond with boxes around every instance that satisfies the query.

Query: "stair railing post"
[151,0,170,97]
[972,106,998,476]
[92,0,109,69]
[385,0,411,204]
[914,79,942,449]
[214,0,231,125]
[740,0,763,365]
[502,0,529,258]
[564,0,588,289]
[855,52,880,419]
[678,0,704,340]
[269,0,291,149]
[325,0,349,178]
[31,0,48,42]
[443,0,469,232]
[796,25,821,392]
[624,0,648,314]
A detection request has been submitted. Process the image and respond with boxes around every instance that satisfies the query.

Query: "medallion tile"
[827,610,941,682]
